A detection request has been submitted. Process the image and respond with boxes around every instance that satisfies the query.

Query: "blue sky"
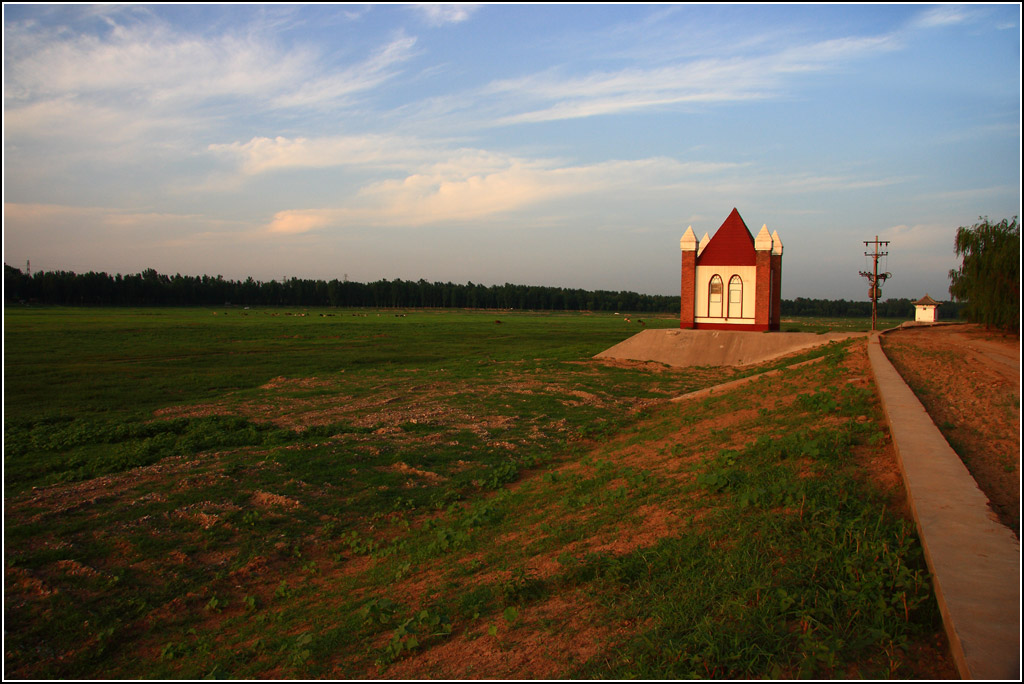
[3,3,1020,300]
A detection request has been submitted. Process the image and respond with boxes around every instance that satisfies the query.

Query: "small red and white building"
[680,208,782,331]
[913,294,940,323]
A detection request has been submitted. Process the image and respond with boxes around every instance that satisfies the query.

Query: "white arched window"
[728,275,743,319]
[708,275,723,318]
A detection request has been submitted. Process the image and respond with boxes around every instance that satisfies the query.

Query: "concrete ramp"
[595,328,862,368]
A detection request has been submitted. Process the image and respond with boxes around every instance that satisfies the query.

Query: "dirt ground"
[331,339,952,680]
[881,323,1021,535]
[5,333,965,679]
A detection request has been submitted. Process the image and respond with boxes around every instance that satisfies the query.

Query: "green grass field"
[4,307,942,678]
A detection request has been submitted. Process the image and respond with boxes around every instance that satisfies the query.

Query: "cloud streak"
[260,154,875,233]
[264,153,607,233]
[208,134,441,175]
[485,34,899,124]
[911,5,973,29]
[4,17,417,155]
[413,4,480,27]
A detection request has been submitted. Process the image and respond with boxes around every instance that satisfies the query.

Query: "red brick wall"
[770,253,782,331]
[680,250,696,328]
[754,250,771,329]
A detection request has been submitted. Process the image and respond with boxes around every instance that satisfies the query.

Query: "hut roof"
[914,294,940,306]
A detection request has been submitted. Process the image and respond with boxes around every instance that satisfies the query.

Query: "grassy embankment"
[4,307,939,678]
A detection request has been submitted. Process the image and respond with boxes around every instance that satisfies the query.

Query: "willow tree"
[948,216,1019,332]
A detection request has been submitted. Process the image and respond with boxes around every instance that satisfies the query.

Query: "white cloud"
[255,151,898,236]
[208,133,439,175]
[4,23,306,105]
[414,4,480,27]
[266,209,342,235]
[486,33,899,124]
[3,19,417,159]
[3,96,195,161]
[268,34,418,109]
[261,154,748,232]
[883,223,957,250]
[264,156,594,232]
[912,6,972,29]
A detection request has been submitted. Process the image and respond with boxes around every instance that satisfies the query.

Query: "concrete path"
[867,331,1020,680]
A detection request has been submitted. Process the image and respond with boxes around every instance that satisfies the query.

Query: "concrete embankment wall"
[595,328,860,368]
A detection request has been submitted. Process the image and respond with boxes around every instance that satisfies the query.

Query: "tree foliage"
[948,216,1020,332]
[3,264,962,319]
[2,265,680,312]
[778,296,958,319]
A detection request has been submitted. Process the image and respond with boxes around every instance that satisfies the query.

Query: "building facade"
[680,208,782,331]
[913,294,939,323]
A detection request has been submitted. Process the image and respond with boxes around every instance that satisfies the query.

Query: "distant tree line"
[780,296,963,320]
[2,265,677,312]
[4,264,963,319]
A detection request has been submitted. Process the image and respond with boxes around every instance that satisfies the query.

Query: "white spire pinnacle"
[754,224,773,251]
[680,225,698,251]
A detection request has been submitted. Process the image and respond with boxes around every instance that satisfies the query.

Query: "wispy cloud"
[413,4,481,27]
[264,153,600,232]
[883,222,956,251]
[5,21,415,109]
[656,172,907,203]
[911,5,973,29]
[3,17,417,159]
[256,148,898,235]
[262,154,753,233]
[5,23,304,104]
[485,33,899,124]
[911,185,1019,204]
[268,33,418,109]
[209,133,440,175]
[3,202,248,237]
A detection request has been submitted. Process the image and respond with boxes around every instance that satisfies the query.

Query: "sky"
[2,3,1021,300]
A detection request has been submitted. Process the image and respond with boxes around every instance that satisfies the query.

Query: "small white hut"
[913,294,939,323]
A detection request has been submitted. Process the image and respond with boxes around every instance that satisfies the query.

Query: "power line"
[859,236,892,331]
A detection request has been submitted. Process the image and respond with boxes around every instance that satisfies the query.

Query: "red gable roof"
[696,208,756,266]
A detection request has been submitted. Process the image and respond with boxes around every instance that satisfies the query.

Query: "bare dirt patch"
[379,462,448,487]
[590,504,682,555]
[15,455,205,525]
[376,590,626,680]
[882,323,1020,534]
[251,490,302,510]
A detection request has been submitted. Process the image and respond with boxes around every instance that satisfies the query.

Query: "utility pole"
[859,236,891,331]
